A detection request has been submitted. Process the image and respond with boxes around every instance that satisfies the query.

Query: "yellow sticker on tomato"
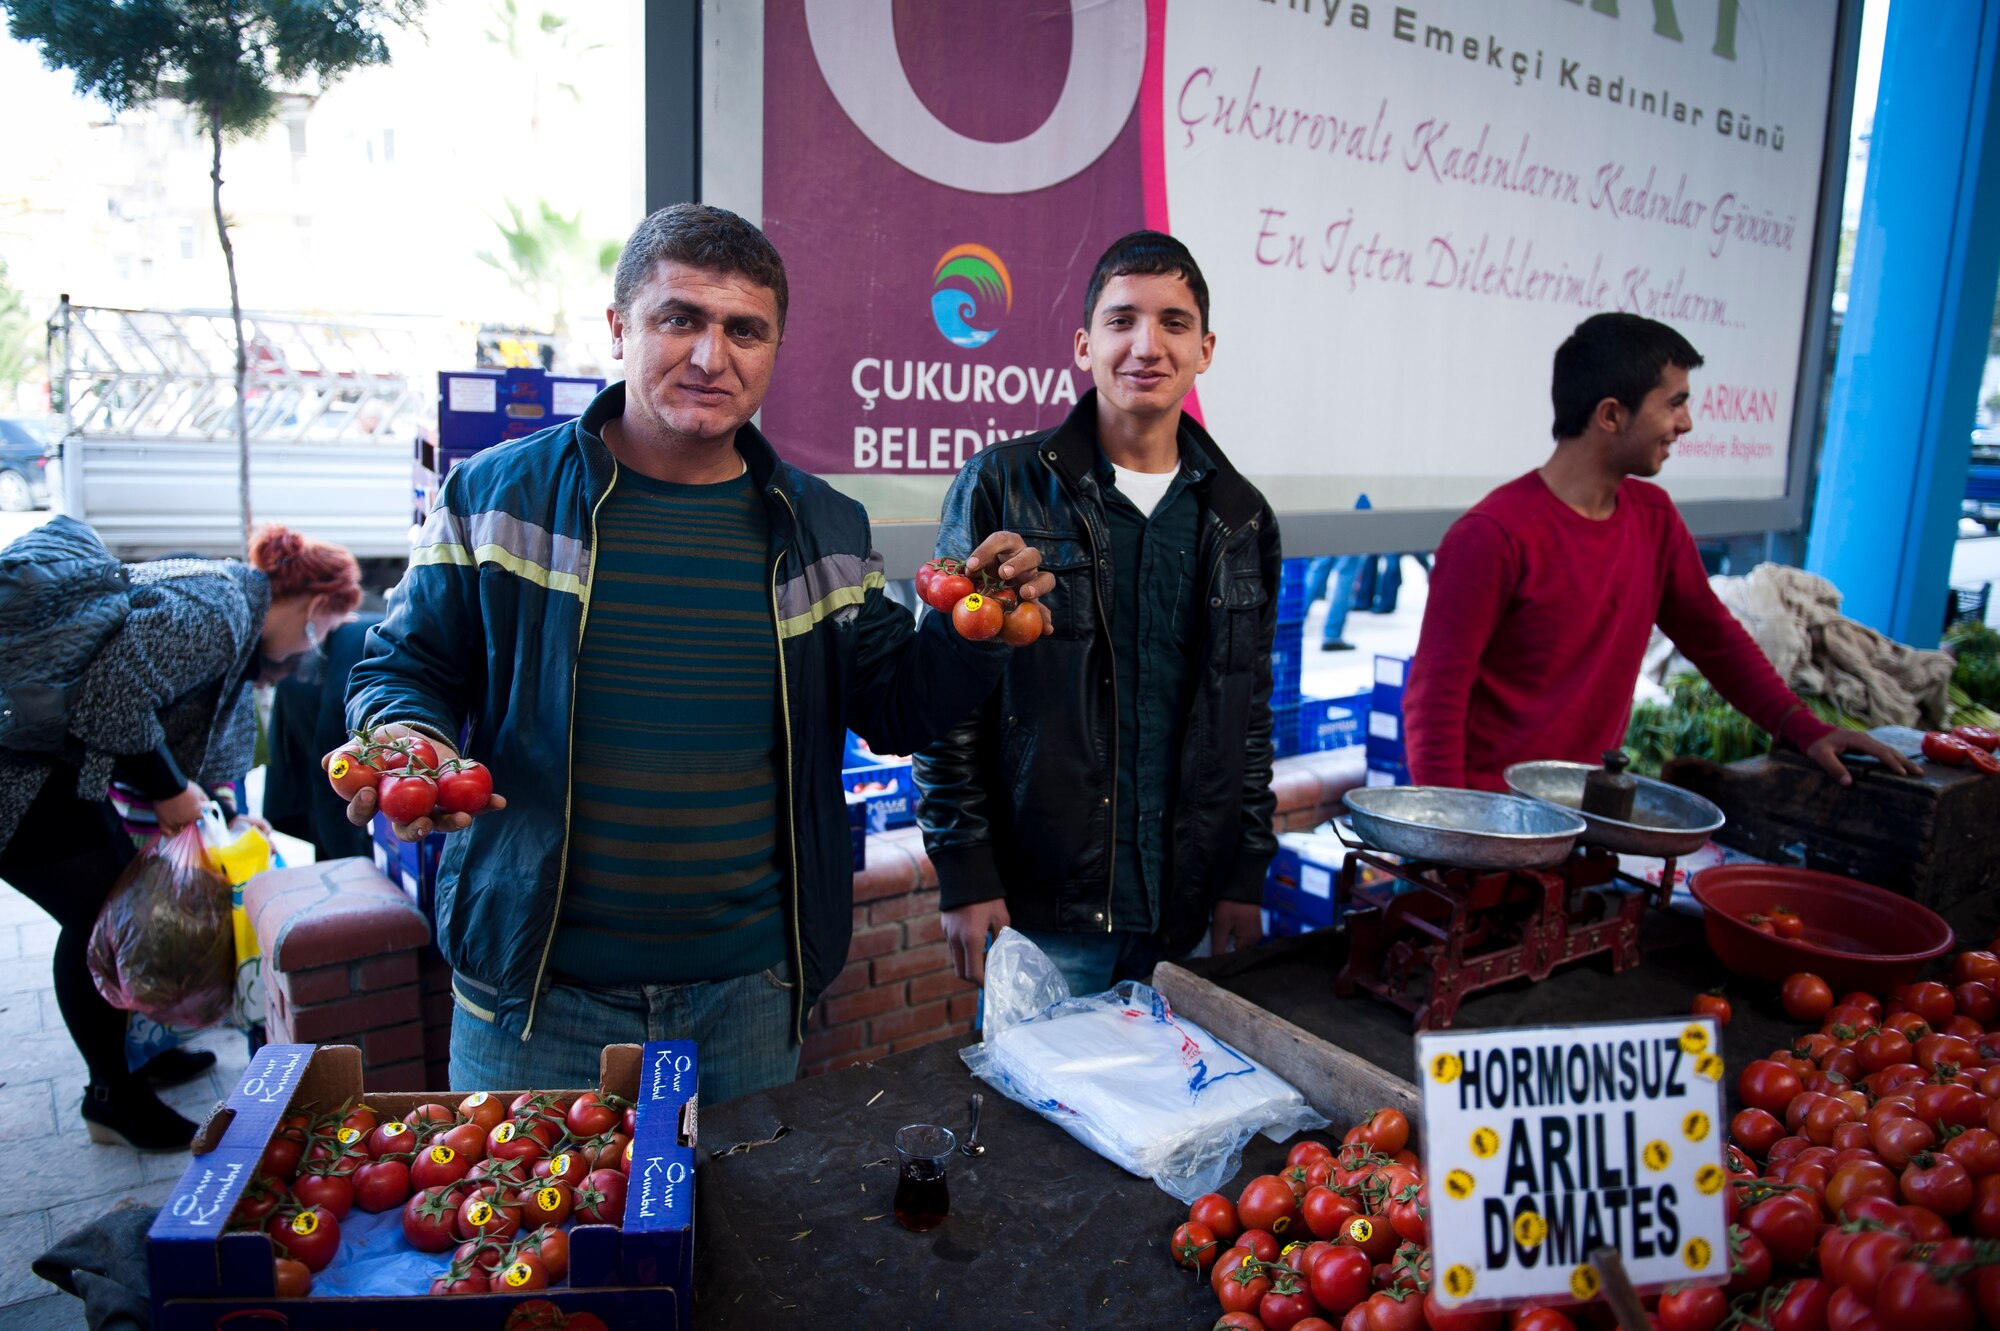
[536,1186,563,1212]
[468,1201,493,1226]
[494,1122,515,1142]
[1430,1052,1463,1084]
[1679,1024,1710,1055]
[1470,1127,1500,1159]
[1695,1164,1725,1195]
[337,1127,362,1145]
[1684,1237,1713,1270]
[1444,1169,1476,1200]
[381,1121,408,1138]
[1513,1211,1547,1248]
[291,1211,319,1236]
[1643,1140,1672,1171]
[502,1262,534,1289]
[1569,1265,1601,1301]
[549,1152,571,1176]
[1443,1265,1476,1298]
[1683,1110,1711,1142]
[329,756,351,779]
[1347,1217,1373,1244]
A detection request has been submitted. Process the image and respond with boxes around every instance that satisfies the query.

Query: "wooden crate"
[1663,750,2000,911]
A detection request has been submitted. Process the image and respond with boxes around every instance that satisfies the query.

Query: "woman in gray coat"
[0,524,360,1149]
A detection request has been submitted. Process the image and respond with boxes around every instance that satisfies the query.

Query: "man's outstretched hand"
[325,723,507,842]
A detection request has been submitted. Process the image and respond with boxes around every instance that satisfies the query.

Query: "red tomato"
[291,1172,353,1221]
[1744,1192,1818,1266]
[1894,981,1955,1027]
[1692,991,1732,1027]
[1740,1060,1805,1114]
[399,1185,462,1253]
[1728,1226,1774,1297]
[1192,1192,1242,1243]
[1342,1213,1396,1264]
[1658,1284,1729,1331]
[1953,951,2000,986]
[410,1142,473,1190]
[1212,1246,1256,1299]
[1782,973,1836,1023]
[1308,1243,1372,1317]
[435,760,494,815]
[1770,1279,1831,1331]
[574,1168,627,1225]
[1731,1108,1785,1158]
[1952,981,1999,1027]
[454,1190,521,1243]
[1214,1316,1265,1331]
[565,1091,620,1138]
[1362,1290,1428,1331]
[1825,1158,1898,1219]
[999,599,1045,646]
[1239,1228,1283,1264]
[1240,1175,1304,1239]
[518,1225,570,1283]
[1950,724,2000,751]
[1218,1260,1273,1316]
[1922,732,1977,766]
[1942,1126,2000,1178]
[457,1092,505,1130]
[1301,1186,1358,1240]
[272,1256,312,1298]
[1172,1221,1220,1273]
[324,741,388,799]
[1873,1260,1975,1331]
[1970,1174,2000,1238]
[1358,1108,1412,1155]
[276,1205,340,1272]
[950,592,1003,641]
[1899,1151,1972,1214]
[1870,1115,1936,1168]
[1510,1308,1576,1331]
[351,1159,411,1213]
[378,734,439,770]
[377,772,438,822]
[1424,1292,1504,1331]
[1260,1270,1324,1331]
[521,1180,574,1228]
[496,1253,549,1293]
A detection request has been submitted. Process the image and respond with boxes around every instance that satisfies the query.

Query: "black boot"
[138,1046,218,1089]
[80,1080,198,1151]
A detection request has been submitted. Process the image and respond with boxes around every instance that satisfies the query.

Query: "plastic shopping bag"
[961,928,1328,1203]
[198,805,273,1030]
[87,822,235,1028]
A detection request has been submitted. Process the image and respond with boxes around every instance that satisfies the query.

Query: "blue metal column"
[1806,0,2000,642]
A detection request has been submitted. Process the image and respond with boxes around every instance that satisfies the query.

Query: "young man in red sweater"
[1406,313,1913,792]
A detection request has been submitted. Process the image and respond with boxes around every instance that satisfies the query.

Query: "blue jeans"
[449,962,799,1105]
[1306,554,1367,645]
[1013,928,1168,996]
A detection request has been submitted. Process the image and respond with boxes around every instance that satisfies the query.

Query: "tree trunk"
[210,107,252,559]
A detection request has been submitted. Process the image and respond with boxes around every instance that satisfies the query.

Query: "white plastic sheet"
[962,929,1326,1203]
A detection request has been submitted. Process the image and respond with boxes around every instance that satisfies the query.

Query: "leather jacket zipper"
[768,489,808,1042]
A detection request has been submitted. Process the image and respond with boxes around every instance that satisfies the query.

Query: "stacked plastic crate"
[1366,654,1411,785]
[1270,559,1310,756]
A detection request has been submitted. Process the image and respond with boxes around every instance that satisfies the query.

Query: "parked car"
[0,416,60,512]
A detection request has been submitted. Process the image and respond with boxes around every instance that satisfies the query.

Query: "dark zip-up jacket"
[913,394,1281,955]
[348,384,1008,1043]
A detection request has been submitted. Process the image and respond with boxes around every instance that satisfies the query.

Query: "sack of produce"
[963,928,1328,1203]
[87,821,234,1028]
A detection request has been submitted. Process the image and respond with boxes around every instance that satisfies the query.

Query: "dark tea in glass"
[892,1124,956,1232]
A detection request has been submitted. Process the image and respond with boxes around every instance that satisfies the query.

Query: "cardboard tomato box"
[149,1040,697,1330]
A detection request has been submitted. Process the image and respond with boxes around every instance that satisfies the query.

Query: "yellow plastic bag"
[199,805,273,1030]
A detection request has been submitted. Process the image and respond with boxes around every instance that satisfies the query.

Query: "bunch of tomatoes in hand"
[917,556,1048,646]
[324,728,496,825]
[232,1086,637,1298]
[1715,939,2000,1331]
[1921,726,2000,774]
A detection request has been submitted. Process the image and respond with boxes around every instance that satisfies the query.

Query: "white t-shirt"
[1110,462,1178,519]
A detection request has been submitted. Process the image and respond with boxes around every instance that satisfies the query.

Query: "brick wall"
[797,748,1364,1077]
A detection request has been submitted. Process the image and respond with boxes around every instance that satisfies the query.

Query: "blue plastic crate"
[1271,640,1305,709]
[1372,654,1411,716]
[1297,690,1368,753]
[1272,701,1302,757]
[846,790,868,872]
[1276,558,1312,624]
[1262,842,1341,929]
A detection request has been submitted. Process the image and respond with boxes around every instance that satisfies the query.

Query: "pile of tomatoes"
[231,1088,636,1298]
[325,728,496,825]
[1714,939,2000,1331]
[1169,1107,1471,1331]
[1921,726,2000,774]
[916,556,1046,646]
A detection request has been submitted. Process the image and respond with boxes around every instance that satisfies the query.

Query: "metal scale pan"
[1339,787,1587,870]
[1502,761,1726,858]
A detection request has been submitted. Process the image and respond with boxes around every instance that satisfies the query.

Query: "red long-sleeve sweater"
[1406,472,1834,791]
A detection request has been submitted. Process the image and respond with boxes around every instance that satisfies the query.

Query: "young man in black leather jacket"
[914,232,1281,994]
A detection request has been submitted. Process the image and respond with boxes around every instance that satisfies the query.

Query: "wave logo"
[929,244,1013,349]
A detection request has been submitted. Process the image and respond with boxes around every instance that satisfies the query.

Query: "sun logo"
[930,244,1014,349]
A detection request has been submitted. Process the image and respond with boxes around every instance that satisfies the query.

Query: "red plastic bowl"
[1688,865,1956,992]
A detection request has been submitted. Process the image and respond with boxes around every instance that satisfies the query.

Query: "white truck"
[46,299,448,565]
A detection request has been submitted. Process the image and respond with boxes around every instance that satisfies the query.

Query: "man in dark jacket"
[342,205,1053,1101]
[915,232,1279,994]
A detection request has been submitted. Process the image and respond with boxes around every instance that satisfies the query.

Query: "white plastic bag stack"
[962,928,1327,1202]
